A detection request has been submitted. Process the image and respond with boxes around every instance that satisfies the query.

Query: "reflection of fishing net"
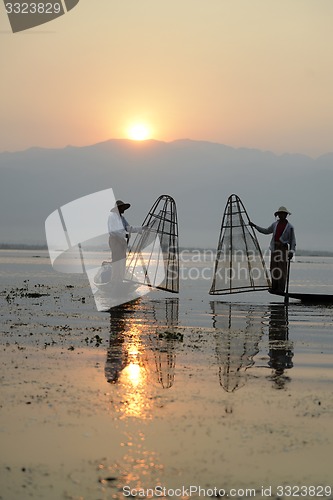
[211,303,264,392]
[126,195,179,293]
[215,332,252,392]
[148,298,180,389]
[210,194,270,295]
[153,344,176,389]
[151,298,179,327]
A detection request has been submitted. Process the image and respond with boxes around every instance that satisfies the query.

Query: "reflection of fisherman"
[105,330,128,384]
[105,305,132,383]
[105,299,180,390]
[268,305,294,389]
[250,206,296,293]
[108,199,144,283]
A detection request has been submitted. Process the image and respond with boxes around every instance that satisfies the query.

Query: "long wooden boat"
[269,290,333,304]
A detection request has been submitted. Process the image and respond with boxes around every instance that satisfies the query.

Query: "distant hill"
[0,139,332,251]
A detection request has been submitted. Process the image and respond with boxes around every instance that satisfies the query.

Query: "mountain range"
[1,139,332,251]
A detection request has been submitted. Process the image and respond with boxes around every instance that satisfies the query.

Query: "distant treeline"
[1,243,333,257]
[0,243,48,250]
[297,249,333,257]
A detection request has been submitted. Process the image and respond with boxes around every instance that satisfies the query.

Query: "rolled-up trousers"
[109,235,127,283]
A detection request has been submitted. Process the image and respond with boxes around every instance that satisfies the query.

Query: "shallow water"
[0,250,333,499]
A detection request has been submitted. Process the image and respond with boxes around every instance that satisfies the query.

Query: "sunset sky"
[1,0,333,156]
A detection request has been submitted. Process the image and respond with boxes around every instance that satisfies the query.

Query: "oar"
[284,257,291,305]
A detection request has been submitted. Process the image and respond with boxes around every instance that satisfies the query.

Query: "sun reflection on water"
[117,326,152,419]
[106,300,180,419]
[121,361,149,418]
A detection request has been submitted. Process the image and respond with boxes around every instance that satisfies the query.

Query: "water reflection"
[149,299,179,389]
[210,302,264,392]
[105,301,137,384]
[95,434,164,497]
[105,298,180,418]
[267,304,294,389]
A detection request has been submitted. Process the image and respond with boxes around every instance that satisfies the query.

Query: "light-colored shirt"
[108,211,143,240]
[108,212,128,241]
[255,220,296,253]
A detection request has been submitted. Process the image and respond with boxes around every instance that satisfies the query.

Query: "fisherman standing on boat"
[250,206,296,293]
[108,200,144,284]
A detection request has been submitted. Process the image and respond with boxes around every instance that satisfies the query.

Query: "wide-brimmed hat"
[274,206,291,217]
[114,199,131,211]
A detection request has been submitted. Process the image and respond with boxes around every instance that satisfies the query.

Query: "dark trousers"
[270,242,288,292]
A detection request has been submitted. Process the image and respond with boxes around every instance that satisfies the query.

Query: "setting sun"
[127,123,151,141]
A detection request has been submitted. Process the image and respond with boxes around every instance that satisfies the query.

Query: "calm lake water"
[0,250,333,499]
[1,249,332,388]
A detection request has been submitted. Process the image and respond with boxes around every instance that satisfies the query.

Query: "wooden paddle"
[284,257,291,305]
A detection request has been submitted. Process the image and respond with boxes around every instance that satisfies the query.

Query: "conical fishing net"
[210,194,270,294]
[126,195,179,293]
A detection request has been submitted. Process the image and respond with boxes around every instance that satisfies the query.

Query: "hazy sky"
[1,0,333,156]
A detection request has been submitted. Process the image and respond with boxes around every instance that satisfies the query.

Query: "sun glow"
[127,123,151,141]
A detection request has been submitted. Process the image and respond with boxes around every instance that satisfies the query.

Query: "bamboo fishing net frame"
[210,194,271,295]
[127,195,179,293]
